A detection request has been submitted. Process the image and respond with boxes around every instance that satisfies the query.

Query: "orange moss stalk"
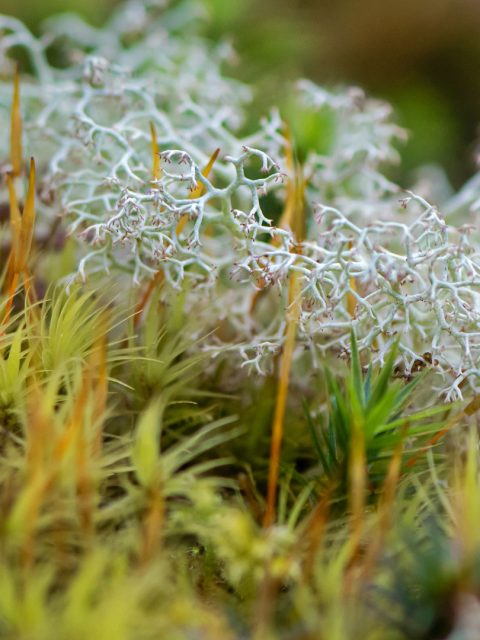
[6,173,22,271]
[15,385,56,568]
[133,124,164,327]
[2,159,36,326]
[3,70,36,325]
[251,126,305,315]
[3,173,22,320]
[276,125,302,235]
[53,374,91,463]
[176,147,220,236]
[134,270,164,329]
[263,272,302,528]
[150,121,162,183]
[263,134,305,528]
[347,278,357,318]
[54,341,108,539]
[346,242,357,318]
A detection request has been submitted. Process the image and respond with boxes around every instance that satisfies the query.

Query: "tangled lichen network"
[2,0,480,399]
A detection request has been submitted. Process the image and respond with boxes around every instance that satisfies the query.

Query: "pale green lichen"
[2,0,480,399]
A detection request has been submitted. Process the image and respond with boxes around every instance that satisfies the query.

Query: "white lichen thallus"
[134,123,220,328]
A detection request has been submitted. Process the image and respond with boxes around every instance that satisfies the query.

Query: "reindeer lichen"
[2,0,480,399]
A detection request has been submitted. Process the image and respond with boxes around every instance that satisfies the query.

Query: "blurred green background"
[2,0,480,189]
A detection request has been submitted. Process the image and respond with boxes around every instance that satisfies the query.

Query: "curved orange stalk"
[53,367,91,462]
[130,123,166,327]
[252,126,304,315]
[6,173,21,272]
[276,124,295,234]
[191,148,220,199]
[1,273,19,327]
[347,279,357,318]
[2,159,36,326]
[263,269,302,528]
[22,268,36,308]
[176,148,220,236]
[150,122,161,183]
[276,124,306,241]
[249,288,264,314]
[2,175,22,325]
[134,270,165,328]
[346,243,357,317]
[263,137,305,527]
[17,385,56,567]
[10,66,22,177]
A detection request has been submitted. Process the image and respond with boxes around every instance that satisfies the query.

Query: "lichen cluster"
[2,0,480,398]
